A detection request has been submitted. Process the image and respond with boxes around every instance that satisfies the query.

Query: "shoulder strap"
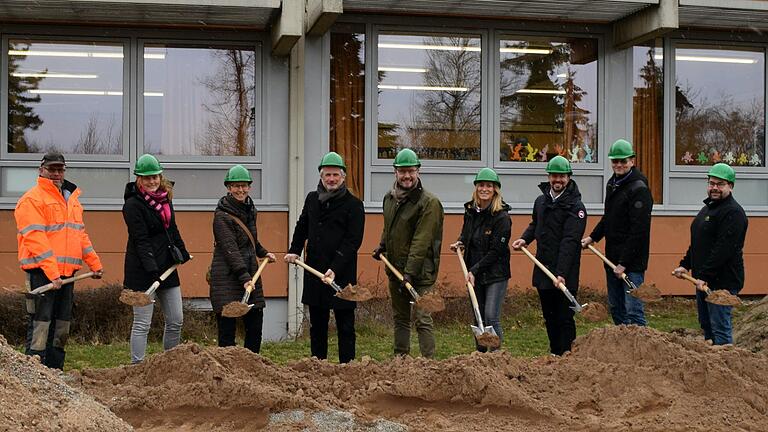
[224,212,256,251]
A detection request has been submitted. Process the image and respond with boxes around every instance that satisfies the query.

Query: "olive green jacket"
[380,181,444,287]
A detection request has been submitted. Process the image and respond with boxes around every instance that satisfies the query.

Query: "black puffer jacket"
[589,168,653,272]
[288,188,365,310]
[520,180,587,292]
[122,182,190,292]
[458,201,511,286]
[680,193,748,293]
[210,195,269,313]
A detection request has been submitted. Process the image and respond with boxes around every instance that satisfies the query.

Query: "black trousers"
[25,269,74,370]
[308,306,355,363]
[216,307,263,353]
[537,287,576,356]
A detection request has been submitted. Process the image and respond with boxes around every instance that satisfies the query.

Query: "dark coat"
[680,193,748,293]
[122,182,190,292]
[210,195,269,313]
[458,200,511,286]
[521,180,587,292]
[589,168,653,272]
[288,188,365,310]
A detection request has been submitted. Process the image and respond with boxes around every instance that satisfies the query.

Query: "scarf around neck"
[317,181,347,204]
[140,185,171,229]
[391,179,419,202]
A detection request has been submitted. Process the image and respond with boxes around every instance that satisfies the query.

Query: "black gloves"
[372,245,385,261]
[401,273,414,289]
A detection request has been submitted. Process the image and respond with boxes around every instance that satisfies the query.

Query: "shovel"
[290,258,373,302]
[221,258,270,318]
[28,272,95,295]
[520,246,607,321]
[379,254,445,313]
[456,248,499,349]
[119,256,193,307]
[587,245,661,302]
[673,271,741,306]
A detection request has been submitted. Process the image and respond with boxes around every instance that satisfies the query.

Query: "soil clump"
[734,295,768,353]
[629,283,663,302]
[415,291,445,313]
[475,332,501,349]
[580,301,608,321]
[221,301,251,318]
[336,284,374,302]
[72,325,768,431]
[706,289,741,306]
[119,289,152,307]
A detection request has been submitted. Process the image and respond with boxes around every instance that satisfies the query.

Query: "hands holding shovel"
[119,256,193,307]
[287,256,373,302]
[454,245,500,349]
[672,268,741,306]
[221,258,270,318]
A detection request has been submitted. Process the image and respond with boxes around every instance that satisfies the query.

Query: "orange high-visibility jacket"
[15,176,103,281]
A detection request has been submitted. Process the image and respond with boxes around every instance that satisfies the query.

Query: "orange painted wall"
[2,210,766,296]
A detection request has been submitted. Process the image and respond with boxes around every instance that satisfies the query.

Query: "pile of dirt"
[0,334,130,432]
[734,295,768,353]
[72,325,768,431]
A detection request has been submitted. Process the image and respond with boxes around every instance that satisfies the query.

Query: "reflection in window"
[144,44,256,156]
[499,37,598,163]
[7,40,123,155]
[674,45,764,167]
[633,41,664,203]
[377,33,481,161]
[330,29,365,197]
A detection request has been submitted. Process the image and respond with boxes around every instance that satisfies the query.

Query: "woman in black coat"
[123,154,190,364]
[450,168,511,351]
[210,165,275,353]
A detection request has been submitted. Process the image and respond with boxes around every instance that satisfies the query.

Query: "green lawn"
[54,298,701,370]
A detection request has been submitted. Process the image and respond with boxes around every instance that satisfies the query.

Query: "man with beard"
[582,139,653,326]
[512,156,586,355]
[673,163,747,345]
[285,152,365,363]
[373,148,444,358]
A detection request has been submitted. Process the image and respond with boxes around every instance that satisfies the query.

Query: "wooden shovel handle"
[379,254,420,301]
[456,249,485,329]
[674,271,711,294]
[29,272,96,295]
[520,246,568,291]
[245,258,270,294]
[293,258,326,280]
[587,244,629,280]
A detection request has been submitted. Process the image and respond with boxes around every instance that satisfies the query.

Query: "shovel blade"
[221,301,253,318]
[474,327,501,349]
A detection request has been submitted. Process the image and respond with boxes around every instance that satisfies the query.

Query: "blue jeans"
[696,289,734,345]
[605,269,647,326]
[475,279,508,350]
[130,286,184,363]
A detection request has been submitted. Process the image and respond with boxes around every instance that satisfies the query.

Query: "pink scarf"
[139,186,171,229]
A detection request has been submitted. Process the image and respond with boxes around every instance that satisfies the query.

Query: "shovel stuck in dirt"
[379,254,445,313]
[290,259,373,302]
[587,245,662,303]
[456,248,500,349]
[673,271,742,306]
[221,258,270,318]
[519,246,607,322]
[119,257,193,307]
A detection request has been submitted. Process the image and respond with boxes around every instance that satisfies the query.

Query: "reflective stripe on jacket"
[15,177,102,281]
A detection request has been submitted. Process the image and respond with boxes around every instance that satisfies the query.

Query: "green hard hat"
[546,155,572,174]
[393,148,421,167]
[474,168,501,188]
[134,154,163,176]
[608,139,636,159]
[224,165,252,184]
[318,151,347,171]
[708,163,735,184]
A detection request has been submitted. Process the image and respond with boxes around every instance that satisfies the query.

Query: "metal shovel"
[674,271,741,306]
[290,258,372,301]
[456,248,499,348]
[587,244,661,302]
[221,258,270,318]
[29,272,95,295]
[379,254,445,313]
[520,246,585,312]
[119,256,193,307]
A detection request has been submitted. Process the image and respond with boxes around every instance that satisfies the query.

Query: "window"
[330,28,365,196]
[633,40,664,203]
[499,36,598,164]
[377,33,482,161]
[143,43,257,157]
[674,44,764,167]
[7,39,124,155]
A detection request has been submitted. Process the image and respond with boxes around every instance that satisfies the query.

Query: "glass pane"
[633,41,664,204]
[499,37,598,163]
[674,45,764,167]
[143,44,256,156]
[330,29,365,197]
[377,33,482,161]
[7,40,123,155]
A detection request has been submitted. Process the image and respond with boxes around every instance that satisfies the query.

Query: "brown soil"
[580,302,607,322]
[630,283,663,302]
[734,295,768,353]
[336,284,374,302]
[67,325,768,431]
[415,291,445,313]
[475,332,501,349]
[119,289,151,307]
[0,334,131,431]
[706,289,741,306]
[221,302,251,318]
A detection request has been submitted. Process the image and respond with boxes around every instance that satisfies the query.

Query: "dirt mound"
[735,295,768,353]
[73,326,768,431]
[0,334,131,432]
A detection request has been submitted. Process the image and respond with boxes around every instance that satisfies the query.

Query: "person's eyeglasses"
[708,180,728,188]
[396,168,418,175]
[611,158,629,165]
[43,166,66,174]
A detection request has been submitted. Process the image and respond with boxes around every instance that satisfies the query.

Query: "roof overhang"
[679,0,768,32]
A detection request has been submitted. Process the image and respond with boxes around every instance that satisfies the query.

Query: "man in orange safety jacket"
[15,151,104,369]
